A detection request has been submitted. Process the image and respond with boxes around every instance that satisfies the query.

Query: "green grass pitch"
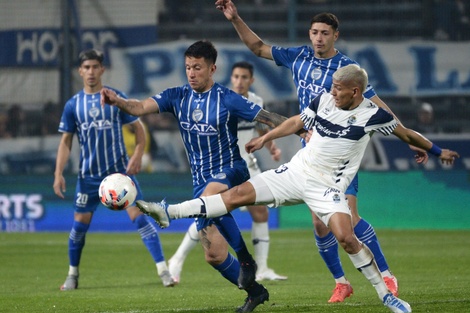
[1,229,469,312]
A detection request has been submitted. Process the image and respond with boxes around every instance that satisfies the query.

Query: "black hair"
[78,49,104,65]
[231,61,254,77]
[310,12,339,31]
[184,40,218,65]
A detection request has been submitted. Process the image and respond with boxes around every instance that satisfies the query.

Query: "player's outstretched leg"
[137,200,170,228]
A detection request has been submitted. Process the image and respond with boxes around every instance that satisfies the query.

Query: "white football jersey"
[294,93,397,191]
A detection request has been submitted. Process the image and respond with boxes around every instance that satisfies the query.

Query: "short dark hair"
[78,49,104,65]
[310,12,339,31]
[184,40,218,65]
[231,61,254,77]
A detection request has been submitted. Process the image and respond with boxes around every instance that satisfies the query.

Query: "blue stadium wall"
[0,170,468,233]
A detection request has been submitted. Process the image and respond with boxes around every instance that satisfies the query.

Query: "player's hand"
[304,129,313,143]
[409,145,429,164]
[246,136,265,154]
[126,154,142,176]
[438,149,460,165]
[53,175,66,199]
[270,144,281,162]
[215,0,238,21]
[100,88,118,107]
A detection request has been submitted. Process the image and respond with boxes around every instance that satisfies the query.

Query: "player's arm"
[392,124,459,165]
[100,88,159,116]
[53,132,73,199]
[247,114,304,153]
[255,109,306,137]
[215,0,273,60]
[371,94,428,164]
[126,119,145,175]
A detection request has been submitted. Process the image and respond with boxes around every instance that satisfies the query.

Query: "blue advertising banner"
[0,26,157,67]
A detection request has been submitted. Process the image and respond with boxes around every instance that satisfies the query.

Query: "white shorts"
[249,162,351,226]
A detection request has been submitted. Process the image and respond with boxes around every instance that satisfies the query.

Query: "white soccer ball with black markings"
[99,173,137,211]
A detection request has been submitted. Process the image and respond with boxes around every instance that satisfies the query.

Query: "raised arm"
[392,124,459,165]
[100,88,159,116]
[215,0,273,60]
[371,94,428,164]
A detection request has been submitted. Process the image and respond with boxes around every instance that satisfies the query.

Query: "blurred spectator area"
[158,0,440,42]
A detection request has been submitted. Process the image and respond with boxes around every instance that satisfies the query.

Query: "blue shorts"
[345,174,359,196]
[74,174,143,213]
[195,162,249,231]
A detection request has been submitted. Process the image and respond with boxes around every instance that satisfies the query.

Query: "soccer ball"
[99,173,137,210]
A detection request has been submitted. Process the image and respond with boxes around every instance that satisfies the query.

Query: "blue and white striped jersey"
[294,93,397,191]
[152,82,262,186]
[59,87,138,178]
[272,45,377,113]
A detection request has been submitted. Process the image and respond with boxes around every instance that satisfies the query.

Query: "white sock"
[252,221,269,272]
[172,221,199,262]
[348,245,389,299]
[334,277,349,284]
[381,270,393,278]
[156,261,169,275]
[168,195,228,219]
[68,266,78,276]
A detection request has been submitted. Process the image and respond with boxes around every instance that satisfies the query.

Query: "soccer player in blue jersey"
[137,64,459,313]
[101,40,289,312]
[167,61,286,284]
[53,49,174,290]
[215,0,429,302]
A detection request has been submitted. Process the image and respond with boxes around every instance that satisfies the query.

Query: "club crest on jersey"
[192,109,204,122]
[332,193,341,203]
[89,107,100,118]
[311,67,323,81]
[347,115,357,125]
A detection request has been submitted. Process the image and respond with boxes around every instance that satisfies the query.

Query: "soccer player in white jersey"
[167,61,286,284]
[137,64,459,313]
[215,0,430,302]
[101,40,289,312]
[53,49,174,290]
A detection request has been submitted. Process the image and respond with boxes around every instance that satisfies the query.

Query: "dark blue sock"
[135,214,165,263]
[315,231,344,279]
[212,253,239,286]
[354,218,389,272]
[68,221,89,267]
[214,213,251,261]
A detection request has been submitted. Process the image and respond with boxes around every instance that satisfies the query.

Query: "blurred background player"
[53,49,174,290]
[215,0,431,302]
[101,41,290,312]
[168,61,286,283]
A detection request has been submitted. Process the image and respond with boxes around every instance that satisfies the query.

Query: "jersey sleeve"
[271,45,304,68]
[299,94,321,129]
[365,108,398,135]
[58,99,76,133]
[225,90,262,122]
[151,86,182,114]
